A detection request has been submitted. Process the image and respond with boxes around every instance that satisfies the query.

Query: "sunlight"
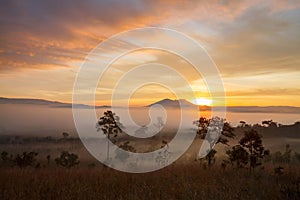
[191,98,212,106]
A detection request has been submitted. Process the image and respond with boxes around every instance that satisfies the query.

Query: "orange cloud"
[1,0,300,106]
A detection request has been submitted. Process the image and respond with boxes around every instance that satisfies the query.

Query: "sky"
[0,0,300,106]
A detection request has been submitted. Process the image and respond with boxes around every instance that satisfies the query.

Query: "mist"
[0,104,299,136]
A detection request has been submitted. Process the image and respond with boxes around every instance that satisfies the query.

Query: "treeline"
[0,150,80,169]
[193,117,300,174]
[0,132,80,144]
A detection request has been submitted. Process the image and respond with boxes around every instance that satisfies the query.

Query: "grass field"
[1,123,299,199]
[0,163,299,200]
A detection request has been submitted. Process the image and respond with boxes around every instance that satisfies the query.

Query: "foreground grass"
[0,164,299,200]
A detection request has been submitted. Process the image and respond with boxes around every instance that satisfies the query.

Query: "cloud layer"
[0,0,300,106]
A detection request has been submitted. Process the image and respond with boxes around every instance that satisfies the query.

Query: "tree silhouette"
[96,110,123,160]
[115,141,136,162]
[239,129,269,172]
[1,151,9,162]
[282,144,292,163]
[274,166,284,176]
[226,145,249,168]
[294,152,300,162]
[62,132,69,139]
[272,144,292,164]
[194,116,235,147]
[194,116,235,168]
[14,151,38,168]
[238,120,251,128]
[46,155,51,165]
[1,151,13,167]
[55,151,79,169]
[204,149,217,167]
[262,120,277,128]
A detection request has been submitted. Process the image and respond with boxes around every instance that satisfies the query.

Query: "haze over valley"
[0,97,299,137]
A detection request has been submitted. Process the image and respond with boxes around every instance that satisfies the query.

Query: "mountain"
[1,97,300,114]
[147,98,198,109]
[0,97,68,106]
[147,99,300,114]
[0,97,110,109]
[226,106,300,114]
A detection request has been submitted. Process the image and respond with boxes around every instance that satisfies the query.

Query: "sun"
[191,98,212,106]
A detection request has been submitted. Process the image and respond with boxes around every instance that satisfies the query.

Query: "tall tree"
[205,149,217,167]
[96,110,123,160]
[194,116,235,147]
[226,145,249,168]
[239,129,269,172]
[194,116,235,167]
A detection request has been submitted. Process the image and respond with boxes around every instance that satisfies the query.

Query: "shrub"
[55,151,79,169]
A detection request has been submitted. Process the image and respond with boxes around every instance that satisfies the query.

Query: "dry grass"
[0,164,299,200]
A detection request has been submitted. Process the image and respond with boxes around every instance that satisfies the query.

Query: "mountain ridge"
[0,97,109,109]
[1,97,300,113]
[147,98,197,108]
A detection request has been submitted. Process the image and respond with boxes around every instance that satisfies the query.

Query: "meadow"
[0,163,299,200]
[0,121,299,199]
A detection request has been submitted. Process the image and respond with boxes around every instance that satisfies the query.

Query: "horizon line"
[0,96,299,108]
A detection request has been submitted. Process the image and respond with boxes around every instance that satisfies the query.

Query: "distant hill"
[0,97,110,109]
[147,98,300,114]
[1,97,300,114]
[226,106,300,114]
[147,98,198,108]
[0,97,68,106]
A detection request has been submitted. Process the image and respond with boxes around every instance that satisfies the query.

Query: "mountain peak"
[147,98,198,108]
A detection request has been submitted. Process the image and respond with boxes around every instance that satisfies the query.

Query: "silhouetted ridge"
[147,98,198,108]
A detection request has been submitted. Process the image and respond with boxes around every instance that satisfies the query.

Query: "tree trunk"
[208,156,211,168]
[107,134,110,160]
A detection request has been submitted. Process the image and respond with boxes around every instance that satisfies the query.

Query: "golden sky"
[0,0,300,106]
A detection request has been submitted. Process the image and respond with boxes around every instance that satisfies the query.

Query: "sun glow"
[191,98,212,106]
